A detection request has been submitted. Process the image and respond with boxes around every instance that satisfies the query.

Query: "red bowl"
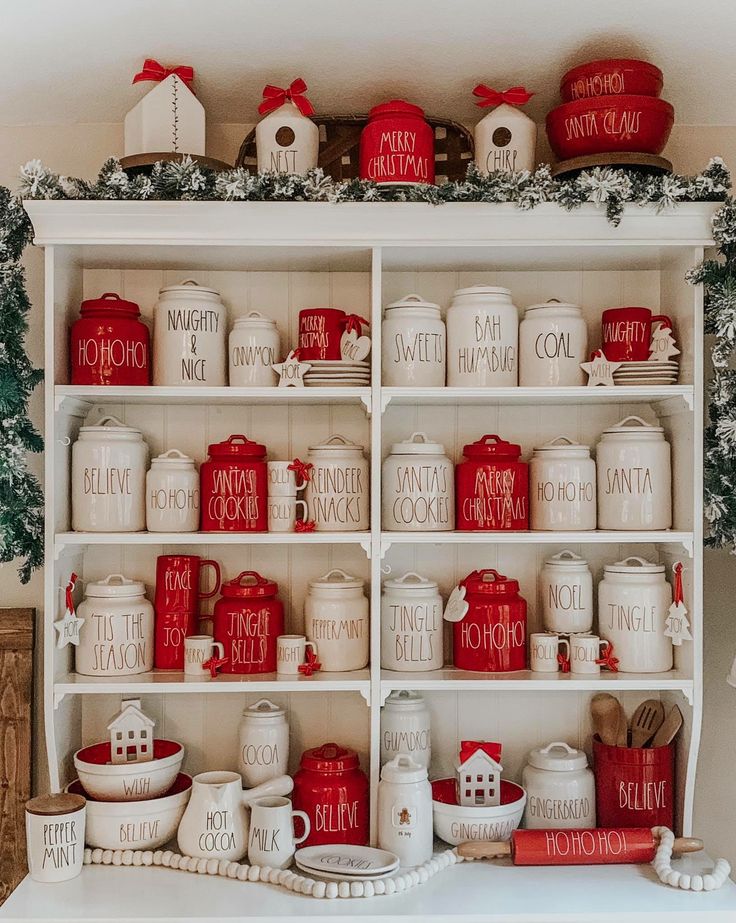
[561,59,663,102]
[546,95,674,160]
[431,777,525,807]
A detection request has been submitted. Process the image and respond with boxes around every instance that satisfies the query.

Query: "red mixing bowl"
[546,95,674,159]
[561,59,663,102]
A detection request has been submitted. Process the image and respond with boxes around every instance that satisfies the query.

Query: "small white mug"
[267,461,307,498]
[570,634,610,674]
[247,796,310,869]
[530,632,570,673]
[268,497,308,532]
[184,634,225,677]
[277,635,318,675]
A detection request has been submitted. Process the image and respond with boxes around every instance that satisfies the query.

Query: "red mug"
[297,308,346,360]
[601,307,673,362]
[154,555,221,670]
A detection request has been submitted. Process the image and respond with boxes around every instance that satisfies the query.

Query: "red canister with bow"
[452,569,527,672]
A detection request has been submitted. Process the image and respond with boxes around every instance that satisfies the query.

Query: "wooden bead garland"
[650,826,731,892]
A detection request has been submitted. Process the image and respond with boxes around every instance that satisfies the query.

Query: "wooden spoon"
[615,699,629,747]
[630,699,665,748]
[650,705,683,748]
[591,693,620,746]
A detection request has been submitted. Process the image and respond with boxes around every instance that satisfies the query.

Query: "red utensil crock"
[593,736,674,830]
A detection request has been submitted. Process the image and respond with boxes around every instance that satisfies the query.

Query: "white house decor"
[256,79,319,175]
[455,741,503,807]
[125,59,204,158]
[472,85,536,175]
[108,699,155,764]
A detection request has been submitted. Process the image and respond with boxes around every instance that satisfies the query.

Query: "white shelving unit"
[6,199,735,921]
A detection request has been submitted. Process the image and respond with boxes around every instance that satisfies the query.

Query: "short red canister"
[593,736,674,829]
[453,569,527,672]
[70,292,150,385]
[212,571,284,674]
[455,435,529,531]
[298,308,346,361]
[292,743,370,847]
[359,100,435,186]
[200,435,267,531]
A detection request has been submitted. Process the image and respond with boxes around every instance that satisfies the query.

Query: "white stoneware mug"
[184,634,225,677]
[530,632,570,673]
[267,497,308,532]
[276,635,318,675]
[570,635,610,675]
[247,796,310,869]
[25,793,86,883]
[267,461,307,498]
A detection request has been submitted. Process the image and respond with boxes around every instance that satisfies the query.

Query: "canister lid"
[385,293,441,315]
[603,555,665,575]
[150,448,195,468]
[220,571,278,598]
[368,99,425,120]
[453,285,512,298]
[308,568,364,590]
[532,435,591,455]
[80,292,140,317]
[384,690,426,710]
[462,434,522,460]
[380,753,428,784]
[242,698,285,719]
[601,415,664,436]
[206,434,267,458]
[308,434,365,453]
[527,741,588,772]
[233,311,277,329]
[79,415,143,439]
[84,574,146,598]
[158,278,221,297]
[523,299,582,317]
[383,572,438,592]
[543,550,589,568]
[26,793,86,816]
[389,432,446,455]
[299,742,360,773]
[462,569,520,596]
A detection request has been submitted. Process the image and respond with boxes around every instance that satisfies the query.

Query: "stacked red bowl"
[546,59,673,160]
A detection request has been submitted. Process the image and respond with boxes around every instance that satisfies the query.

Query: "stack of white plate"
[304,359,371,388]
[294,844,400,881]
[613,360,679,386]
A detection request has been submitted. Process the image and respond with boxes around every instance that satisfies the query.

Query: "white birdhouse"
[108,698,155,764]
[256,80,319,175]
[456,746,503,807]
[472,86,537,175]
[124,60,205,157]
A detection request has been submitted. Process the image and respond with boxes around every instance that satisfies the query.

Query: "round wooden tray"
[119,152,232,176]
[551,152,672,178]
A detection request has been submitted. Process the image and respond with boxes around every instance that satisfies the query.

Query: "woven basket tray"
[236,115,474,183]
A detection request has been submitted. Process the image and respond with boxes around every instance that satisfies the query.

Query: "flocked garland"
[3,155,736,579]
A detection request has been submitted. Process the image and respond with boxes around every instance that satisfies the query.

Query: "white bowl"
[67,774,191,849]
[431,778,526,846]
[74,739,184,802]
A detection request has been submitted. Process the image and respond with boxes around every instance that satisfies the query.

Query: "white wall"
[1,121,734,863]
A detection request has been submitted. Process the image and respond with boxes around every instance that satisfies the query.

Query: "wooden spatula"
[591,693,620,746]
[630,699,665,748]
[650,705,683,748]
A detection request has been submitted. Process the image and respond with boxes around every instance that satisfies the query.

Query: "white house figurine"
[125,59,205,157]
[108,699,155,764]
[472,85,536,175]
[256,78,319,175]
[455,741,503,806]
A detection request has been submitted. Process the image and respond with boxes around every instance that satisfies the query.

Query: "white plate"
[294,861,397,882]
[305,380,369,388]
[294,844,400,877]
[307,361,370,369]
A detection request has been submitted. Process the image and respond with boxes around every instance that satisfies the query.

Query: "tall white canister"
[378,755,433,868]
[304,435,369,532]
[228,311,280,387]
[446,285,519,386]
[382,433,454,532]
[381,572,444,671]
[304,569,369,671]
[153,280,227,386]
[237,699,290,787]
[540,551,594,634]
[382,294,446,387]
[380,690,432,769]
[519,300,588,387]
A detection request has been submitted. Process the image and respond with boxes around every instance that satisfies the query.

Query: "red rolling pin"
[458,828,702,866]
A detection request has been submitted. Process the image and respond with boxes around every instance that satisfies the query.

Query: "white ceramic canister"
[304,434,369,532]
[71,415,148,533]
[382,294,446,387]
[519,300,588,387]
[153,279,227,386]
[25,793,86,883]
[378,754,433,868]
[145,449,200,533]
[596,416,672,530]
[380,690,431,769]
[529,436,596,531]
[597,556,673,673]
[540,551,594,633]
[381,572,443,671]
[446,285,519,387]
[75,575,154,676]
[382,432,454,532]
[304,569,369,671]
[228,311,280,387]
[237,699,289,788]
[522,742,596,829]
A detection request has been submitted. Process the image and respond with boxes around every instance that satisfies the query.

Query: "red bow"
[258,78,315,116]
[339,314,370,335]
[673,562,684,606]
[459,741,502,765]
[133,59,195,91]
[557,652,571,673]
[65,573,78,613]
[288,458,313,482]
[473,85,534,108]
[202,654,228,678]
[596,643,620,673]
[298,647,322,676]
[295,518,316,533]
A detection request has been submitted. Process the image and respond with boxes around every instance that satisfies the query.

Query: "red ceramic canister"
[70,292,150,385]
[153,555,221,670]
[593,737,674,829]
[453,569,527,672]
[200,435,268,532]
[601,307,674,362]
[359,100,435,185]
[455,435,529,531]
[212,571,284,674]
[292,743,370,847]
[298,308,346,361]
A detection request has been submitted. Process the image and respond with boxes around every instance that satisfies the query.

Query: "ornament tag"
[581,349,621,387]
[664,562,692,645]
[339,314,371,361]
[272,349,310,388]
[650,322,681,362]
[443,585,469,623]
[54,573,85,649]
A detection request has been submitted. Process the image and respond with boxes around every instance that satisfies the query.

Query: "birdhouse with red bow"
[472,85,537,175]
[124,59,205,157]
[256,78,319,175]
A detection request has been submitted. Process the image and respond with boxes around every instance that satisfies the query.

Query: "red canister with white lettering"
[70,292,150,385]
[593,736,674,829]
[453,569,527,672]
[455,435,529,531]
[359,101,435,185]
[200,435,267,531]
[212,572,284,674]
[292,743,370,847]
